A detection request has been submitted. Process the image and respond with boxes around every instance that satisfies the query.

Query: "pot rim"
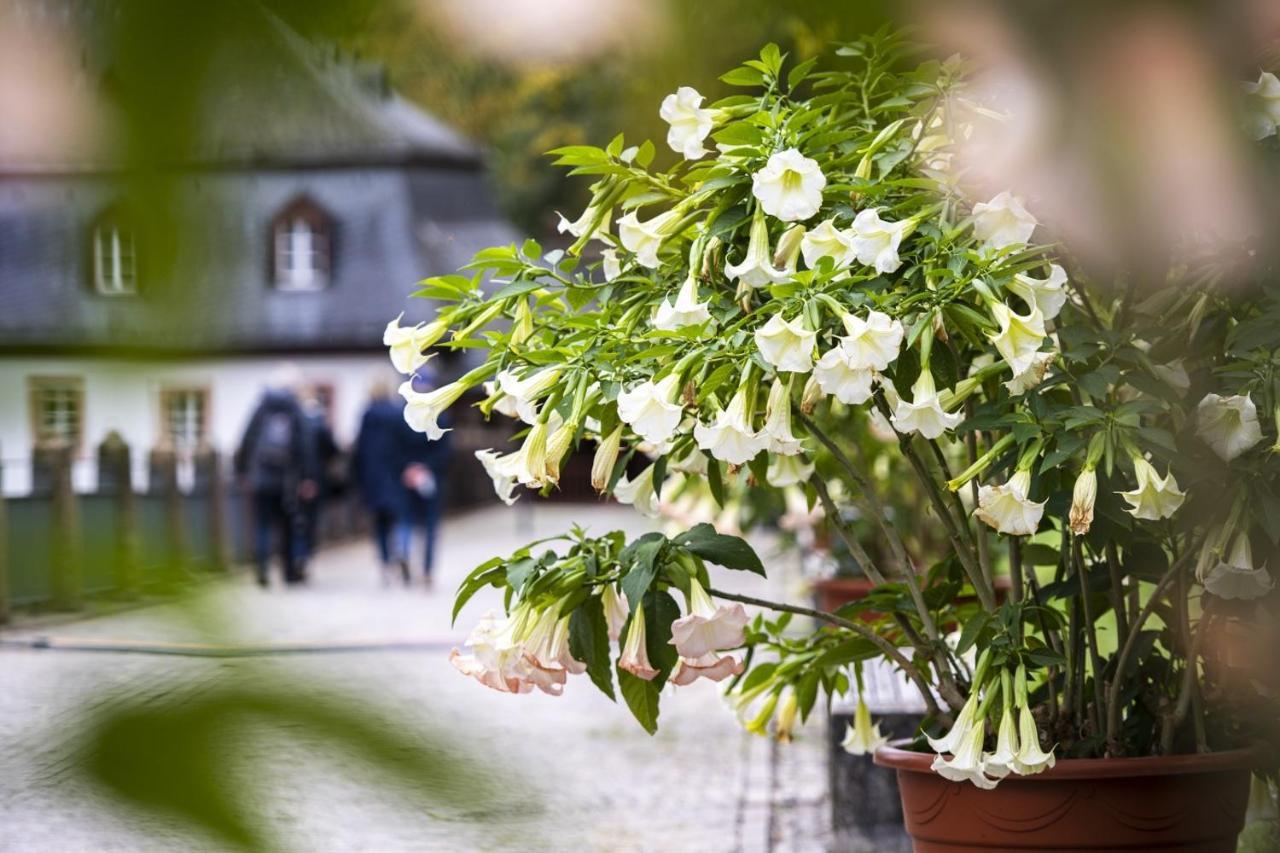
[873,739,1265,780]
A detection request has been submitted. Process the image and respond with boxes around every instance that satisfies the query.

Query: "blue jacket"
[352,399,453,515]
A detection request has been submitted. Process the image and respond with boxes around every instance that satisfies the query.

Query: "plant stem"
[1167,585,1208,754]
[1010,537,1024,605]
[1072,539,1107,740]
[1105,542,1130,650]
[1104,542,1199,753]
[965,424,993,591]
[706,586,954,724]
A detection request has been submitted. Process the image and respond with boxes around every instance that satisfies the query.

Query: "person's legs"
[293,498,319,573]
[280,497,301,584]
[421,497,441,582]
[373,510,394,566]
[252,491,276,587]
[393,517,413,584]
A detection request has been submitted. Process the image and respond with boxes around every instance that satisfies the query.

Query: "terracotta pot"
[874,741,1259,851]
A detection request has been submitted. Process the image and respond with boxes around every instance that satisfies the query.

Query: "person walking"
[399,365,453,588]
[293,385,339,575]
[234,366,316,587]
[352,379,413,584]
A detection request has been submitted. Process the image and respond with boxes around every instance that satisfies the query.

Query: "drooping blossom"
[617,373,684,445]
[988,301,1047,375]
[971,191,1037,250]
[1197,393,1264,461]
[1003,350,1055,396]
[849,208,910,275]
[600,248,623,282]
[694,387,769,465]
[653,273,713,331]
[726,209,792,287]
[1012,704,1056,776]
[671,652,744,686]
[1068,468,1097,536]
[670,578,749,659]
[618,603,659,680]
[838,309,905,371]
[975,469,1046,536]
[813,347,875,405]
[613,463,661,518]
[841,695,889,756]
[522,605,587,680]
[772,224,806,275]
[591,425,623,492]
[983,707,1020,779]
[497,367,563,424]
[476,447,521,505]
[930,721,1000,789]
[890,370,963,440]
[755,314,817,373]
[1007,264,1069,320]
[1243,71,1280,140]
[484,380,521,419]
[1204,534,1274,601]
[557,199,611,242]
[600,584,630,641]
[449,610,536,694]
[762,378,804,455]
[383,314,444,374]
[618,209,679,268]
[660,86,715,159]
[926,691,982,755]
[766,452,814,487]
[800,218,855,270]
[774,689,800,742]
[400,378,467,440]
[1119,456,1185,521]
[751,148,826,222]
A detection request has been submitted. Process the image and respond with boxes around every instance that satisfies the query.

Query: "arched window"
[271,197,331,291]
[92,213,138,295]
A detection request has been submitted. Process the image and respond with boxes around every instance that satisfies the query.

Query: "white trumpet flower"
[800,218,856,270]
[400,378,467,440]
[1003,350,1055,396]
[841,695,889,756]
[618,603,660,680]
[972,191,1037,250]
[751,148,826,222]
[931,721,1000,789]
[653,273,713,331]
[617,373,684,445]
[838,309,905,371]
[1119,456,1185,521]
[670,578,749,659]
[890,370,962,440]
[1012,705,1056,776]
[694,387,768,465]
[983,707,1020,779]
[600,248,623,282]
[1197,393,1264,462]
[498,368,563,425]
[671,652,744,686]
[755,314,817,373]
[591,425,623,492]
[1204,535,1274,601]
[383,314,444,374]
[766,452,814,487]
[618,209,679,268]
[988,302,1048,376]
[849,208,909,275]
[556,199,611,242]
[613,463,661,518]
[726,210,792,287]
[660,86,716,159]
[1243,71,1280,140]
[813,347,876,405]
[475,448,521,505]
[762,378,804,455]
[1007,264,1069,321]
[601,584,629,641]
[975,470,1046,536]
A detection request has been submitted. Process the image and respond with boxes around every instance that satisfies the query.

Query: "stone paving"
[0,504,831,853]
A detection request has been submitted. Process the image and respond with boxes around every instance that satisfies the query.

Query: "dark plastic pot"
[874,741,1259,851]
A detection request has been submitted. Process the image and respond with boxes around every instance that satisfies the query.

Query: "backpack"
[252,411,295,477]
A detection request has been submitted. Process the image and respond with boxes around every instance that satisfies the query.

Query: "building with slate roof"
[0,4,516,495]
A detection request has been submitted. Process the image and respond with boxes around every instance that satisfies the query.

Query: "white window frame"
[30,377,84,448]
[273,215,329,291]
[93,223,137,295]
[161,388,209,451]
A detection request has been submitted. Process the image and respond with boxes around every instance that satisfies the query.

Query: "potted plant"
[390,31,1279,850]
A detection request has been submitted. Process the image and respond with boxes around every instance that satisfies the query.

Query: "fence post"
[50,443,83,610]
[149,443,188,576]
[99,432,140,597]
[195,446,229,572]
[0,452,9,624]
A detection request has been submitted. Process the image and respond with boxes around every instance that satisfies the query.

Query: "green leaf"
[955,611,991,655]
[720,66,765,87]
[643,590,681,689]
[483,279,543,303]
[618,669,660,735]
[673,523,765,576]
[621,533,665,610]
[569,597,615,701]
[451,559,504,625]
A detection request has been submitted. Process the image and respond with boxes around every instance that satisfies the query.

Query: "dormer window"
[93,218,137,295]
[272,197,331,291]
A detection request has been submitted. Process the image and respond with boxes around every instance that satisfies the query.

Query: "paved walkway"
[0,504,830,852]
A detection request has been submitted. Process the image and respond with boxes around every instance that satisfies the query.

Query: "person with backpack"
[234,365,317,587]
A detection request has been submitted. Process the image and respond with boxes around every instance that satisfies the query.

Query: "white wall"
[0,353,400,495]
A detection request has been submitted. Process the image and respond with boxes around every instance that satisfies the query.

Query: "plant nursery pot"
[873,741,1259,852]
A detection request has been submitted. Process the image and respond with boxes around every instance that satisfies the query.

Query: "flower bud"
[544,419,578,485]
[801,374,824,414]
[591,425,623,492]
[772,224,806,270]
[1068,467,1097,535]
[774,689,799,743]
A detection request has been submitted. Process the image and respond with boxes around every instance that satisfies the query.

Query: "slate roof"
[0,2,518,354]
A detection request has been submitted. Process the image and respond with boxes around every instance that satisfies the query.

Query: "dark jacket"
[353,398,454,516]
[235,389,315,494]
